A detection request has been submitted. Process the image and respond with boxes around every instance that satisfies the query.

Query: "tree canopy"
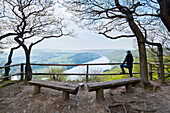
[0,0,72,80]
[60,0,169,86]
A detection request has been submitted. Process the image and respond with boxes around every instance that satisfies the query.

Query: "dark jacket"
[123,53,133,66]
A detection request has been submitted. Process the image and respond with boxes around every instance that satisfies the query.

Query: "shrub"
[48,67,68,81]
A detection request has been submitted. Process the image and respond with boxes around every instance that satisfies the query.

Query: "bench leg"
[96,88,104,101]
[125,84,132,93]
[62,91,69,101]
[34,85,41,94]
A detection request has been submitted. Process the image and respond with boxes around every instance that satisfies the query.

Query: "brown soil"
[0,81,170,113]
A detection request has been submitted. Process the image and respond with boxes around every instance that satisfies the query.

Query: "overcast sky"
[32,3,136,50]
[33,29,136,50]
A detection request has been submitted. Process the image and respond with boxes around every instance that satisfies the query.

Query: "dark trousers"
[120,64,133,77]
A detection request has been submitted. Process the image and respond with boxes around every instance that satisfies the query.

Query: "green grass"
[47,54,73,63]
[32,54,74,73]
[0,80,19,88]
[101,67,140,81]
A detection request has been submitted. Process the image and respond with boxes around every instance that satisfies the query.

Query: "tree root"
[0,98,4,101]
[132,108,157,113]
[107,103,128,113]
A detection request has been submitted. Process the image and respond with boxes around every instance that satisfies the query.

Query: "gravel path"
[0,81,170,113]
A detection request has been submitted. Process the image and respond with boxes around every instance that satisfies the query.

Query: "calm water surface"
[65,56,112,80]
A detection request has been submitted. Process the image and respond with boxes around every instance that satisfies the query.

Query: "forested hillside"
[1,49,130,65]
[0,49,137,74]
[68,52,100,64]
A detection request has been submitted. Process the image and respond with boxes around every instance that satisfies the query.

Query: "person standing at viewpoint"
[120,50,134,77]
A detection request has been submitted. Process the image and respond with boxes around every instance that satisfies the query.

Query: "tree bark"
[25,50,32,81]
[128,18,151,87]
[157,67,161,79]
[157,45,166,84]
[114,0,150,87]
[3,45,20,80]
[146,41,166,84]
[14,36,32,81]
[157,0,170,32]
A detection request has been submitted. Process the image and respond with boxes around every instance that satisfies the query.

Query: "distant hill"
[0,49,137,73]
[1,48,137,65]
[68,52,100,64]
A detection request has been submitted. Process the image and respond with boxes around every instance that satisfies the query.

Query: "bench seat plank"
[87,77,141,92]
[28,80,79,95]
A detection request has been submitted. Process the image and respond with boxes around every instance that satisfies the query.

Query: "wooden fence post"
[148,63,153,81]
[86,64,89,82]
[20,63,24,81]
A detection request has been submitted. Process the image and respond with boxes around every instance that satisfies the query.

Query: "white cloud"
[33,28,135,50]
[32,1,136,50]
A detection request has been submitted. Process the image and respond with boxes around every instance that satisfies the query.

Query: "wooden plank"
[28,80,79,95]
[20,62,170,66]
[151,71,170,75]
[149,63,170,66]
[78,83,84,90]
[125,84,132,93]
[62,91,69,100]
[0,64,21,69]
[0,73,24,80]
[30,63,123,66]
[86,65,89,82]
[33,85,41,94]
[87,77,141,92]
[20,64,24,81]
[32,72,140,76]
[0,63,139,70]
[96,88,104,101]
[30,62,169,66]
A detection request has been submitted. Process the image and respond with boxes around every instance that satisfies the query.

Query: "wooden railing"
[0,63,169,82]
[0,63,24,80]
[148,63,170,80]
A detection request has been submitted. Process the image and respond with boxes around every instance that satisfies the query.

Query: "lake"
[11,56,112,81]
[65,56,112,80]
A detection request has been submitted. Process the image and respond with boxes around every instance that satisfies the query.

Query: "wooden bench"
[87,77,141,101]
[28,80,79,101]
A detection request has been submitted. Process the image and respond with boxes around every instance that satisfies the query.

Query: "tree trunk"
[4,65,10,80]
[157,67,161,79]
[4,45,20,80]
[145,41,166,84]
[157,0,170,32]
[128,18,151,87]
[138,41,150,87]
[14,36,33,81]
[114,0,150,87]
[157,45,166,84]
[25,50,32,81]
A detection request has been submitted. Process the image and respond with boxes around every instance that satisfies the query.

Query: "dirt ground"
[0,81,170,113]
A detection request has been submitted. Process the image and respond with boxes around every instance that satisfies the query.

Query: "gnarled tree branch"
[0,33,17,40]
[99,32,135,39]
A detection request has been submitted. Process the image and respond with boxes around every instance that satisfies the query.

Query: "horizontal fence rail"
[0,64,21,69]
[0,63,170,81]
[32,73,141,75]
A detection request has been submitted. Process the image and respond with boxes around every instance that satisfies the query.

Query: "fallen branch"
[107,103,128,113]
[132,108,157,112]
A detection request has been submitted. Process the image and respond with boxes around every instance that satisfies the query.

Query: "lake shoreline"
[11,56,112,81]
[65,56,112,80]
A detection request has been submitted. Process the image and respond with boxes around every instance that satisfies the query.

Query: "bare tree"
[0,41,6,76]
[60,0,164,87]
[145,25,170,84]
[144,0,170,31]
[157,0,170,32]
[0,37,13,79]
[3,45,21,80]
[0,0,72,81]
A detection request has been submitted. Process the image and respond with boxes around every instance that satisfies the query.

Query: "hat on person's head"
[127,50,131,54]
